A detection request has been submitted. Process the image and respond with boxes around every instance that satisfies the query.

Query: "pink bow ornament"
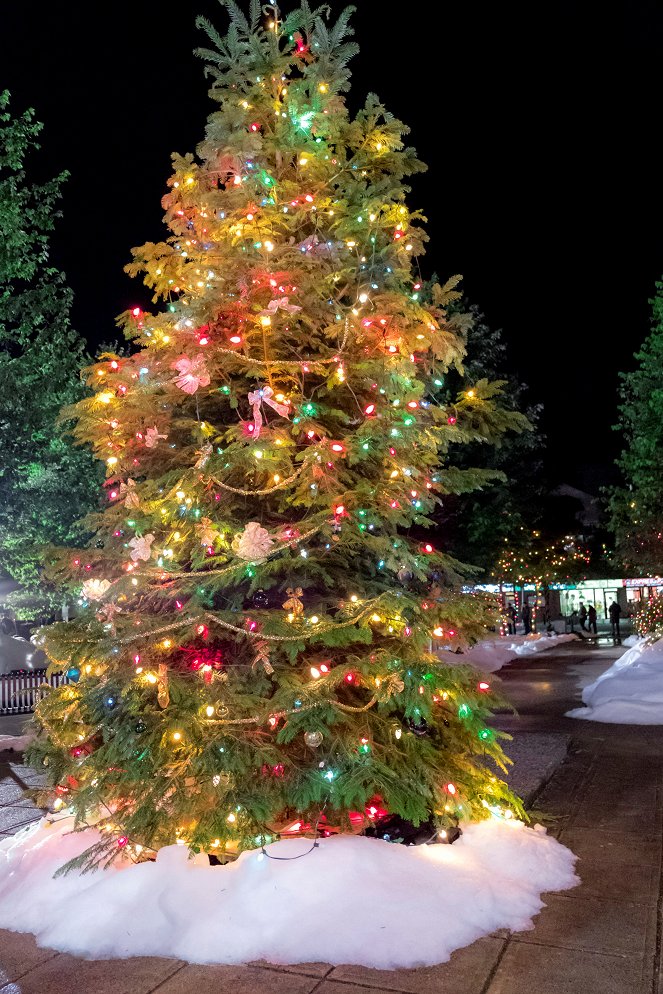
[247,385,290,439]
[232,522,274,561]
[259,296,302,318]
[145,426,168,449]
[128,533,155,562]
[81,578,111,602]
[171,354,211,395]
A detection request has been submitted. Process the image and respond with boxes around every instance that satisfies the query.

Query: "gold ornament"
[157,664,169,708]
[252,639,274,675]
[282,587,304,616]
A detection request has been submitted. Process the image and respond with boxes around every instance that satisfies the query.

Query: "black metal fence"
[0,672,69,715]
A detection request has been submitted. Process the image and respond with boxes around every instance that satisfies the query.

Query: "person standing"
[578,602,588,631]
[587,604,598,635]
[507,603,518,635]
[609,600,622,642]
[521,602,532,635]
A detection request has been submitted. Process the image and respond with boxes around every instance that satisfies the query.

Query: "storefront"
[473,578,663,620]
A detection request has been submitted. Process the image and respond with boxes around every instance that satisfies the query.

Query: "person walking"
[521,602,532,635]
[578,602,588,631]
[609,600,622,642]
[587,604,598,635]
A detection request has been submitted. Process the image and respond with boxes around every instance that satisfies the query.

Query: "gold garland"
[204,592,390,642]
[116,590,389,648]
[208,461,306,496]
[212,671,403,726]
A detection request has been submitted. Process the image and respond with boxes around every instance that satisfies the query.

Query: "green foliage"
[609,279,663,574]
[0,92,101,617]
[29,5,525,872]
[428,296,540,576]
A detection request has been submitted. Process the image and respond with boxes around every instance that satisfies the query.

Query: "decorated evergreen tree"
[609,279,663,574]
[30,2,526,870]
[0,92,101,618]
[496,530,591,621]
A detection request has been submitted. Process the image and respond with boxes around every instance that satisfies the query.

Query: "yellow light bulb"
[97,391,113,405]
[173,732,182,742]
[107,456,118,467]
[176,490,185,499]
[227,812,236,823]
[310,615,319,624]
[205,705,215,717]
[260,315,271,327]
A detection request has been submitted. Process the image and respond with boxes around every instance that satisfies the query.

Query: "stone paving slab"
[153,963,322,994]
[488,941,649,994]
[0,930,59,985]
[0,952,184,994]
[326,936,506,993]
[514,892,654,958]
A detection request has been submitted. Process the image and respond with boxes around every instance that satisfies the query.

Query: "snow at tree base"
[567,636,663,724]
[0,814,577,968]
[15,0,533,875]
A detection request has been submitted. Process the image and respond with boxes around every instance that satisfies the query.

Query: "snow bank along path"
[449,633,578,674]
[0,815,577,968]
[567,636,663,724]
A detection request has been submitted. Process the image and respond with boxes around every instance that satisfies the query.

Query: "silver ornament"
[304,730,323,748]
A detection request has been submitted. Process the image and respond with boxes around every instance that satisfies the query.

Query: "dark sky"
[2,2,662,494]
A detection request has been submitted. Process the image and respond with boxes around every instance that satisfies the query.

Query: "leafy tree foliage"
[609,279,663,574]
[0,92,100,618]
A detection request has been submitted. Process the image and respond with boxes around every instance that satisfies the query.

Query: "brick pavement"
[1,639,660,994]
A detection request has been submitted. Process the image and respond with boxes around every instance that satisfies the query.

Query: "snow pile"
[567,636,663,724]
[447,633,578,674]
[0,815,577,968]
[0,732,35,753]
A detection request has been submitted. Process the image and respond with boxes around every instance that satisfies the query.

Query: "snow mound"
[622,634,640,647]
[566,637,663,724]
[0,815,578,968]
[0,732,35,753]
[452,633,578,674]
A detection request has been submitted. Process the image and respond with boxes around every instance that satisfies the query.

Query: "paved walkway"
[1,639,660,994]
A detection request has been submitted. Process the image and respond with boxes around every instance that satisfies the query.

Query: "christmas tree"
[30,1,525,870]
[0,92,101,618]
[610,278,663,574]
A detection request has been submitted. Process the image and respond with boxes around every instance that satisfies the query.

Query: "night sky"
[2,2,662,494]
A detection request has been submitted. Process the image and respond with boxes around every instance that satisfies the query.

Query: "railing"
[0,672,69,715]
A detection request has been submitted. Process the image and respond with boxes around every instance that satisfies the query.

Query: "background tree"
[30,2,527,871]
[0,92,101,620]
[495,529,591,620]
[430,297,541,577]
[609,278,663,575]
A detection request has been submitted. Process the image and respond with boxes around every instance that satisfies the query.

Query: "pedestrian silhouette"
[587,604,597,635]
[609,600,622,643]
